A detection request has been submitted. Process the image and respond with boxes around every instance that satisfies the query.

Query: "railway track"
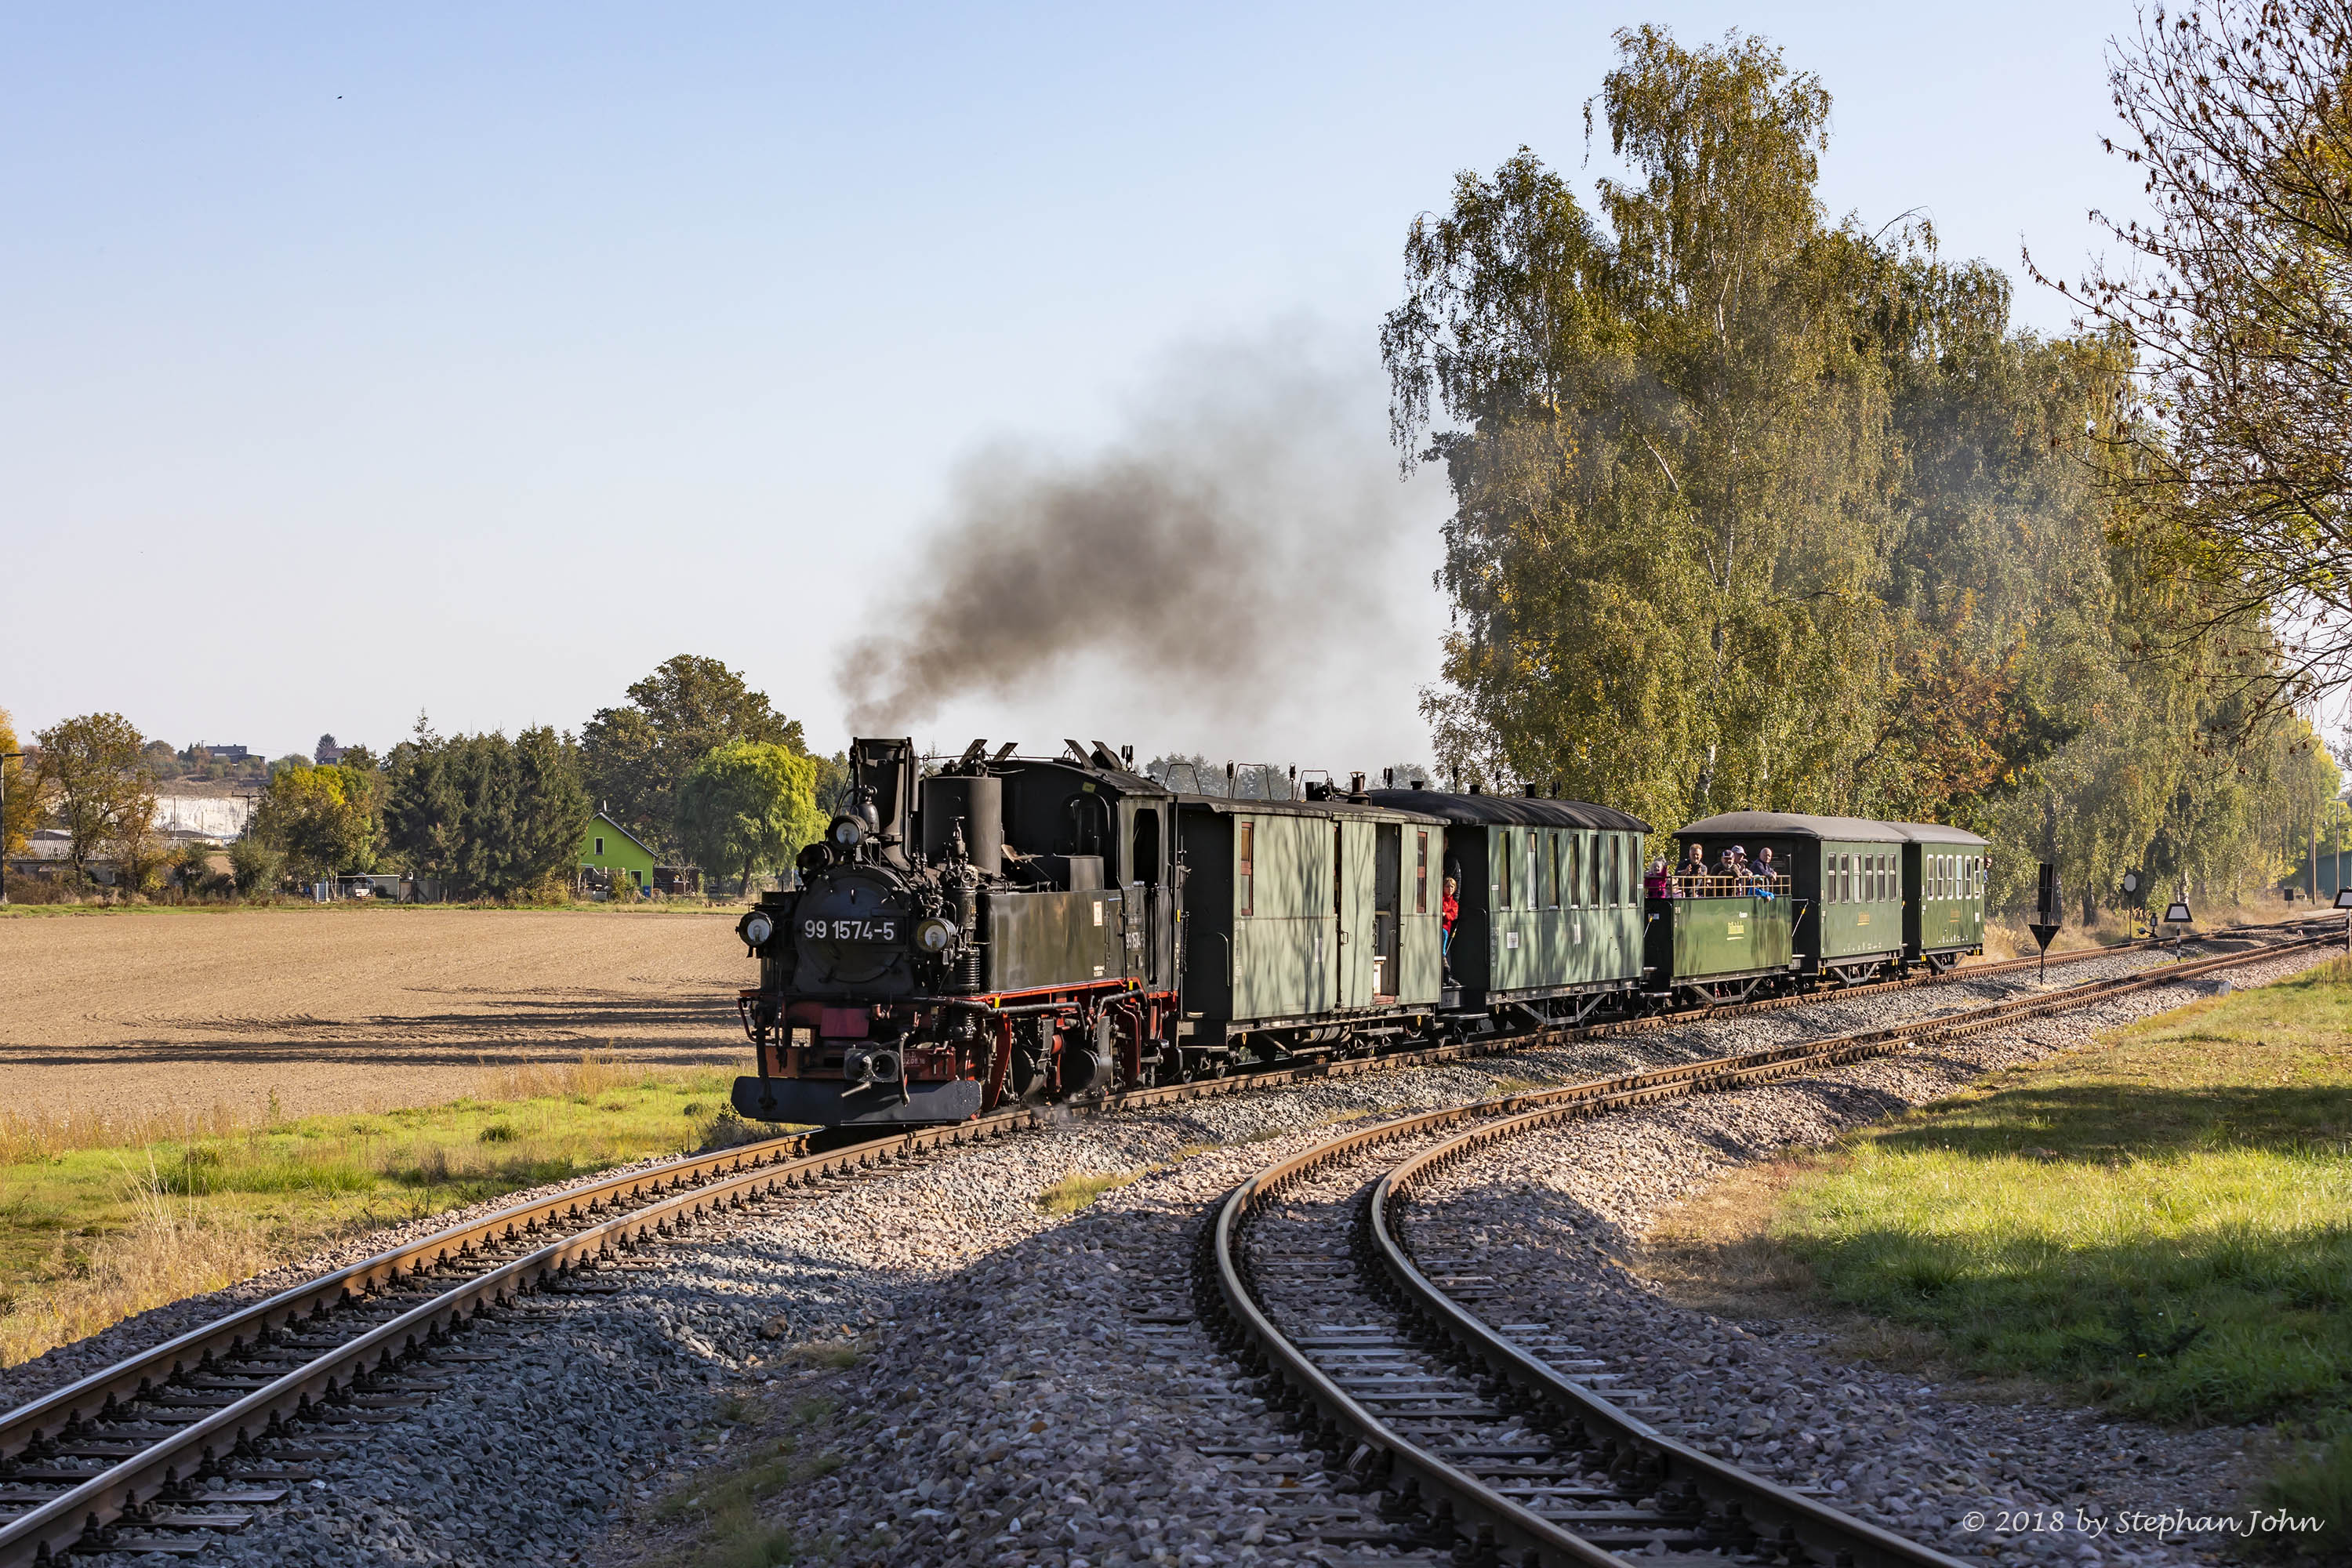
[0,920,2321,1564]
[1200,929,2329,1568]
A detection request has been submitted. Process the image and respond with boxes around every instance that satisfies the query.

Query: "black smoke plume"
[837,325,1421,735]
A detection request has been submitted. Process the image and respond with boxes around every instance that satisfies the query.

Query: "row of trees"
[4,656,837,902]
[1381,24,2343,916]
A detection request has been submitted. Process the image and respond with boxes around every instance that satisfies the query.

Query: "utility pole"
[0,752,20,906]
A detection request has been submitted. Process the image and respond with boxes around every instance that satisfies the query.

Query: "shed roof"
[1365,789,1650,833]
[1678,811,1905,843]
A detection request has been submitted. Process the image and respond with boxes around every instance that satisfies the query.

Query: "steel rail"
[2,918,2303,1472]
[0,920,2316,1560]
[1204,932,2327,1568]
[0,1109,1077,1561]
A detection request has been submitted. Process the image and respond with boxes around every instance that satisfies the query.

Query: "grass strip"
[642,1381,853,1567]
[1036,1168,1145,1215]
[0,1051,766,1368]
[1744,956,2352,1555]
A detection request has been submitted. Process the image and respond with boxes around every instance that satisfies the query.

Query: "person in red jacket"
[1440,874,1460,976]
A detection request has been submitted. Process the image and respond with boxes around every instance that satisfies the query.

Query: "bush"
[228,837,285,898]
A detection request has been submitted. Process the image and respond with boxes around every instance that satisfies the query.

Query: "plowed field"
[0,908,753,1121]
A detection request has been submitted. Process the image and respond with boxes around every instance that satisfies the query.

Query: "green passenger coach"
[1367,785,1651,1024]
[1896,821,1990,971]
[1174,793,1450,1068]
[1675,812,1911,986]
[1643,880,1796,1004]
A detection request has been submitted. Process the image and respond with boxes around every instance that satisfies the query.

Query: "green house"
[579,812,659,896]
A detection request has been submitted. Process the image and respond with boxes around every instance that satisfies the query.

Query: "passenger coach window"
[1605,837,1620,906]
[1530,833,1543,908]
[1415,831,1429,913]
[1498,832,1514,908]
[1548,836,1563,908]
[1239,822,1254,916]
[1567,837,1583,906]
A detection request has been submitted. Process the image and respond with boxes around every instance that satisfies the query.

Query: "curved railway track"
[1200,929,2330,1568]
[0,920,2324,1563]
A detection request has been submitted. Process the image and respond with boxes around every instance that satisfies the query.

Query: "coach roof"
[1365,789,1650,833]
[1890,820,1991,847]
[1677,811,1906,843]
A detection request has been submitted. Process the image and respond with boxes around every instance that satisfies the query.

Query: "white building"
[154,794,254,840]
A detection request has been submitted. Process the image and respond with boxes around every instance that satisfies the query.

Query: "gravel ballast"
[9,935,2317,1567]
[1394,944,2338,1566]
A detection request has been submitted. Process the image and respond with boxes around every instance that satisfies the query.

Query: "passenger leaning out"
[1753,846,1778,898]
[1681,843,1709,894]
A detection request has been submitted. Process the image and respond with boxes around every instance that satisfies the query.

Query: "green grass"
[0,1053,771,1366]
[1036,1167,1144,1215]
[646,1392,844,1566]
[1766,956,2352,1554]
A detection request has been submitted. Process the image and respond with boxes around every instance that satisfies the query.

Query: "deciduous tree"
[1385,30,1893,824]
[251,763,382,881]
[2044,0,2352,715]
[582,655,804,856]
[1384,23,2336,916]
[675,740,822,894]
[34,713,154,880]
[0,708,39,861]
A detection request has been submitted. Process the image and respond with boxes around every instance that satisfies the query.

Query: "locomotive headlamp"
[913,916,958,955]
[736,909,775,953]
[829,815,866,848]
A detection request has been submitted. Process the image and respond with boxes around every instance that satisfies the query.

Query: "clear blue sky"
[4,2,2147,771]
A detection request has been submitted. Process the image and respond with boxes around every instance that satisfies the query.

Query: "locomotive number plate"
[803,918,898,942]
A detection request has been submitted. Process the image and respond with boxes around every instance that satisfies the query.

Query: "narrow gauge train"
[728,739,1990,1128]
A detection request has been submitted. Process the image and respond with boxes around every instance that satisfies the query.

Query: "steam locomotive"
[728,738,1988,1128]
